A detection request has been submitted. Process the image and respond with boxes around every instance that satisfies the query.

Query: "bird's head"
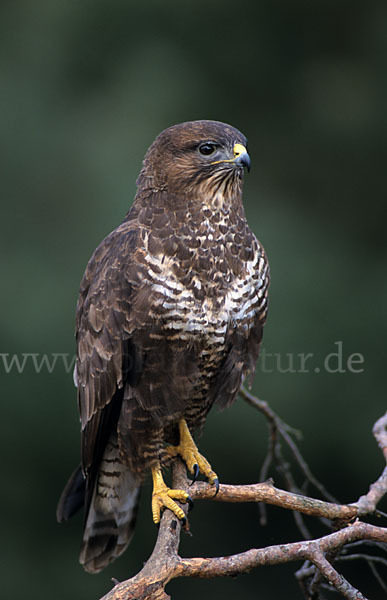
[137,120,250,203]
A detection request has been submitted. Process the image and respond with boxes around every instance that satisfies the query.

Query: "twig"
[337,553,387,594]
[343,540,387,554]
[257,421,277,525]
[337,553,387,567]
[239,386,338,503]
[368,559,387,594]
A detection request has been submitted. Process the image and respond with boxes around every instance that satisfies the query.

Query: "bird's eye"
[198,142,217,156]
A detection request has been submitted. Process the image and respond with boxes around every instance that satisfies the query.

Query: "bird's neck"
[127,186,246,227]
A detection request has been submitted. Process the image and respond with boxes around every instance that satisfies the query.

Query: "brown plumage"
[57,120,270,573]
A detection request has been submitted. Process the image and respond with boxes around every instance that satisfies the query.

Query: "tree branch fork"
[101,406,387,600]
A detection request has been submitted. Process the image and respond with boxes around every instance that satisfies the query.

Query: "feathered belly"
[151,286,260,428]
[144,249,266,425]
[163,298,229,409]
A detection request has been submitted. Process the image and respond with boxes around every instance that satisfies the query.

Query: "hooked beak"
[233,143,251,172]
[210,142,251,172]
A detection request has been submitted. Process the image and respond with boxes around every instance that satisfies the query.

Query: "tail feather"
[79,437,140,574]
[56,465,85,522]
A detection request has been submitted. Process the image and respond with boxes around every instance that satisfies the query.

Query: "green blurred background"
[1,1,386,598]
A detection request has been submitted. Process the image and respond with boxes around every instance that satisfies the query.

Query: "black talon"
[187,495,194,512]
[191,463,200,485]
[181,516,187,527]
[213,477,220,497]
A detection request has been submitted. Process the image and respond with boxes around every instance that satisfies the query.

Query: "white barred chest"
[144,249,268,350]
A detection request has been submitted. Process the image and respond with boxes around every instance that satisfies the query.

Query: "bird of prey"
[57,120,270,573]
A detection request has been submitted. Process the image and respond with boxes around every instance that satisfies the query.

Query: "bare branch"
[102,520,386,600]
[190,480,357,520]
[373,412,387,462]
[176,522,386,575]
[98,406,387,600]
[355,467,387,515]
[352,412,387,516]
[309,551,367,600]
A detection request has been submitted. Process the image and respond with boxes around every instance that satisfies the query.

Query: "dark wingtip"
[56,465,85,522]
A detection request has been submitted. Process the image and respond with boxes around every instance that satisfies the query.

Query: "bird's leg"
[151,463,192,525]
[166,419,219,492]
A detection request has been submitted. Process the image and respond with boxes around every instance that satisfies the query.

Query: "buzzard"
[57,120,270,573]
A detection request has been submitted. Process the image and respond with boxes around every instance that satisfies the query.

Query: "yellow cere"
[233,143,247,157]
[210,143,248,166]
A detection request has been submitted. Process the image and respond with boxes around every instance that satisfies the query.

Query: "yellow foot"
[151,465,192,525]
[166,419,219,493]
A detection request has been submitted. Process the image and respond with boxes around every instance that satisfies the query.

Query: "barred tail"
[79,438,140,574]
